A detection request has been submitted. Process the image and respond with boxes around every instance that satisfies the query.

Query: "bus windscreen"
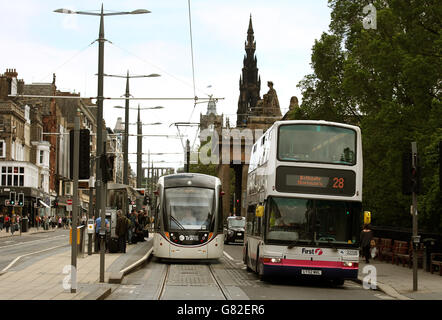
[267,197,360,246]
[278,124,356,165]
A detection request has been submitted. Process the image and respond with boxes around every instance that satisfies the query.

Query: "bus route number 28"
[332,177,345,189]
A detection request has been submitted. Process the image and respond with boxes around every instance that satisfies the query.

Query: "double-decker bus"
[244,120,362,285]
[153,173,224,260]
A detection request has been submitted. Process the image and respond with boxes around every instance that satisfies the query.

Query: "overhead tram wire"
[34,41,96,84]
[108,41,212,101]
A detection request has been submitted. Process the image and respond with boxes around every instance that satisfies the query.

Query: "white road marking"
[0,235,67,250]
[223,251,235,261]
[0,244,68,275]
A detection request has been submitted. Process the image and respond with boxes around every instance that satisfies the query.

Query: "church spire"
[245,14,256,51]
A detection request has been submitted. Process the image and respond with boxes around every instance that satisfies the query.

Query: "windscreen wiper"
[287,240,298,249]
[170,215,185,230]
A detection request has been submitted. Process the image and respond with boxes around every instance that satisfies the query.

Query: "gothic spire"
[237,14,261,127]
[245,14,256,51]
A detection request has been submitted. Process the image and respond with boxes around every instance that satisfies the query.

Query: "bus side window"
[246,205,255,235]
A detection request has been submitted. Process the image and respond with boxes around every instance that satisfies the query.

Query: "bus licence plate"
[301,269,322,275]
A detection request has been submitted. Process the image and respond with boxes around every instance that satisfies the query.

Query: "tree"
[294,0,442,231]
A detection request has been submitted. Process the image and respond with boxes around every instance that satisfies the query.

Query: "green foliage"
[295,0,442,232]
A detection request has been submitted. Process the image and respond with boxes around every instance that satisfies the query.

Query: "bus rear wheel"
[332,278,345,286]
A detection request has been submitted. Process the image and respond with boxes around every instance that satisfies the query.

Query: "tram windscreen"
[164,187,215,231]
[267,197,360,246]
[278,124,356,165]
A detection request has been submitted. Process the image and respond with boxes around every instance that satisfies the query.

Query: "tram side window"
[246,205,255,235]
[154,201,160,231]
[218,196,223,233]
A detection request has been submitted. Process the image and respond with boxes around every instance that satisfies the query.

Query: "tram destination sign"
[276,166,356,196]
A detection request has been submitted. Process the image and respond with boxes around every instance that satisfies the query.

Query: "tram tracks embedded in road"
[156,263,170,300]
[155,262,230,300]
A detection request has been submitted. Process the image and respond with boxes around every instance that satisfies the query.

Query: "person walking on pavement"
[10,215,16,235]
[129,210,137,244]
[94,215,109,253]
[0,213,4,231]
[360,223,374,263]
[4,214,10,233]
[115,210,128,253]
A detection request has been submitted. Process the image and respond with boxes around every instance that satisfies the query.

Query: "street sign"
[67,205,73,211]
[67,199,73,205]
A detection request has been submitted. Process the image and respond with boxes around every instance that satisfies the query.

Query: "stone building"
[217,16,283,219]
[0,69,52,223]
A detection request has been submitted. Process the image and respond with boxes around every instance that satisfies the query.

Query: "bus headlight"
[262,257,282,263]
[342,261,358,267]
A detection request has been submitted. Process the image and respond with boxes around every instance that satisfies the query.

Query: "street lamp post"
[105,72,160,186]
[137,105,142,190]
[114,105,163,184]
[54,4,150,283]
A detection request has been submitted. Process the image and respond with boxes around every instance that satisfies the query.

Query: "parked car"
[224,216,246,244]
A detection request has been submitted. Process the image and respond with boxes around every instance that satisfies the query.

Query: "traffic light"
[70,129,90,180]
[402,152,413,195]
[402,151,422,195]
[439,141,442,190]
[18,193,24,207]
[52,199,58,208]
[101,154,115,183]
[9,191,16,206]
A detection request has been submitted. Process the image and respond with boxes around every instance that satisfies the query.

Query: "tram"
[244,120,363,284]
[153,173,224,260]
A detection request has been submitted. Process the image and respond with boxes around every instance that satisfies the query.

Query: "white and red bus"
[244,120,362,285]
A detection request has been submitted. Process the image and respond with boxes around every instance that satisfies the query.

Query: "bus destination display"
[276,166,356,196]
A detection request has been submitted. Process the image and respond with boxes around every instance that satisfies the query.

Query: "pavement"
[0,227,441,300]
[0,226,153,300]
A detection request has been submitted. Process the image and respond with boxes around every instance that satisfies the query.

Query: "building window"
[40,150,44,164]
[65,182,72,195]
[0,140,5,158]
[0,166,25,186]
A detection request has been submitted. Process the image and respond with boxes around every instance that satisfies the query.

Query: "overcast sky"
[0,0,332,171]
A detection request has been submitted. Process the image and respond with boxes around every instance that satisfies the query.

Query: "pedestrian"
[360,223,374,264]
[94,215,110,253]
[11,215,16,235]
[128,210,137,244]
[0,213,4,231]
[4,215,10,233]
[115,210,128,253]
